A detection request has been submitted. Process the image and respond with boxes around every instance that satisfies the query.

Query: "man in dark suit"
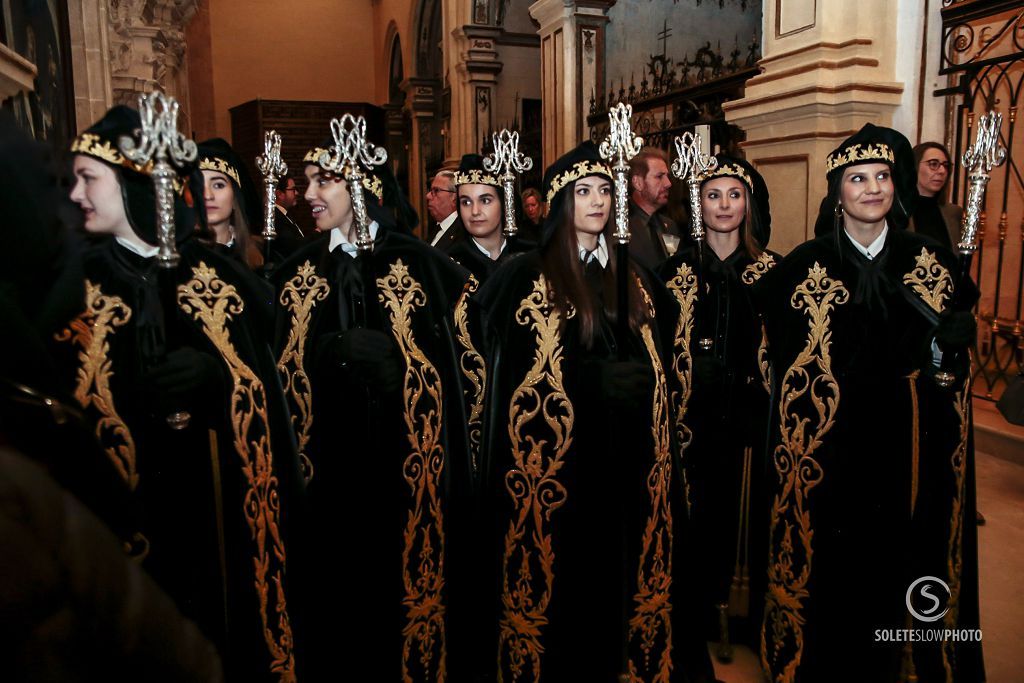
[427,167,463,252]
[273,175,308,257]
[628,146,683,269]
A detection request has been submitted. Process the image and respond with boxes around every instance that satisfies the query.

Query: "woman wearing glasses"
[909,141,962,250]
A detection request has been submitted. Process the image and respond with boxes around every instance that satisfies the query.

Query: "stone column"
[723,0,905,253]
[452,25,503,158]
[403,77,440,240]
[67,0,113,130]
[529,0,614,168]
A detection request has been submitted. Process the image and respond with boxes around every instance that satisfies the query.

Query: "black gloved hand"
[934,310,977,351]
[145,347,223,397]
[692,354,726,386]
[598,360,654,408]
[336,328,404,395]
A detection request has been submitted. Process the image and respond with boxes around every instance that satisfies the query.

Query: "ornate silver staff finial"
[119,91,197,269]
[483,129,533,237]
[671,131,718,244]
[255,129,288,241]
[319,114,388,252]
[958,111,1006,254]
[599,103,644,245]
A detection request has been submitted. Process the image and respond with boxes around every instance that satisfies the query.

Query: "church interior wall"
[202,0,379,141]
[371,0,416,103]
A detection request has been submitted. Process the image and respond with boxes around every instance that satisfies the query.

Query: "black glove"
[335,328,404,395]
[597,360,654,408]
[934,310,977,351]
[144,347,223,397]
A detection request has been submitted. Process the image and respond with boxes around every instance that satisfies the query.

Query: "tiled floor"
[702,449,1024,683]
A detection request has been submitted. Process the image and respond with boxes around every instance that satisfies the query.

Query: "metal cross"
[599,103,644,245]
[119,91,197,268]
[483,128,533,237]
[319,114,388,252]
[256,129,288,241]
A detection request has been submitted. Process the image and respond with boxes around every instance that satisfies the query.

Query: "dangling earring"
[834,201,844,217]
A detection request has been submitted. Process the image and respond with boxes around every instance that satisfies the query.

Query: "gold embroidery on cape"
[761,263,848,683]
[377,259,448,683]
[628,281,675,682]
[177,263,296,683]
[277,261,330,484]
[903,248,953,313]
[55,280,138,489]
[757,324,772,394]
[942,381,972,679]
[742,252,777,285]
[454,275,486,473]
[499,274,575,681]
[666,262,698,512]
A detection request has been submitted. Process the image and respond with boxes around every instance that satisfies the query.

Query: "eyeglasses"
[427,186,456,196]
[924,159,952,171]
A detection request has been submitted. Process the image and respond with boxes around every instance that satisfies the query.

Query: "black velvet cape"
[752,228,984,683]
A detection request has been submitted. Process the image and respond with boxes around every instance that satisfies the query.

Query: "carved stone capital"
[107,0,196,106]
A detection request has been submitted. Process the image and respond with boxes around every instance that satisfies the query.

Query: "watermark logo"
[906,575,950,623]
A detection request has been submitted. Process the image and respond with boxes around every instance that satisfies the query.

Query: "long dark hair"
[540,179,652,348]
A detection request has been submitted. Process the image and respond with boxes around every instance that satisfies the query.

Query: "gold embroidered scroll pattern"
[628,281,675,683]
[666,261,698,511]
[55,280,137,489]
[277,261,330,483]
[454,275,486,473]
[741,252,777,286]
[942,381,972,680]
[761,263,848,683]
[377,259,448,683]
[902,248,953,313]
[177,263,296,683]
[757,324,772,394]
[499,274,575,682]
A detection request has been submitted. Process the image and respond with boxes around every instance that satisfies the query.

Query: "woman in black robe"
[754,124,983,683]
[446,153,533,284]
[197,138,266,270]
[474,141,713,683]
[57,105,307,682]
[658,155,778,657]
[270,135,476,681]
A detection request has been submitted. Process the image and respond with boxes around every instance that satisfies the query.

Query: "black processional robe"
[271,225,476,681]
[446,235,533,286]
[473,252,714,683]
[658,246,778,647]
[51,237,307,683]
[753,228,983,683]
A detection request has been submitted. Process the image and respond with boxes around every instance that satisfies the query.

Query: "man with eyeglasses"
[273,175,308,257]
[427,167,463,250]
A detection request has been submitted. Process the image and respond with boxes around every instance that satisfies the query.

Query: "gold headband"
[455,169,500,187]
[701,163,754,193]
[303,147,383,200]
[71,132,153,175]
[545,160,612,203]
[826,142,894,173]
[199,157,240,186]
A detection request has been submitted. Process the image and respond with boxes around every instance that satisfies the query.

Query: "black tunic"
[474,252,713,683]
[271,226,476,681]
[446,235,533,285]
[51,237,307,683]
[658,245,778,646]
[753,228,983,683]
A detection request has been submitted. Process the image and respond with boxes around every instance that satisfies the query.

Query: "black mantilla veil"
[813,122,918,238]
[70,104,206,247]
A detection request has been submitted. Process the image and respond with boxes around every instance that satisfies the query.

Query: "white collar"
[275,203,288,215]
[429,212,459,246]
[115,236,159,258]
[844,223,888,260]
[329,221,380,258]
[472,236,507,259]
[578,233,609,268]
